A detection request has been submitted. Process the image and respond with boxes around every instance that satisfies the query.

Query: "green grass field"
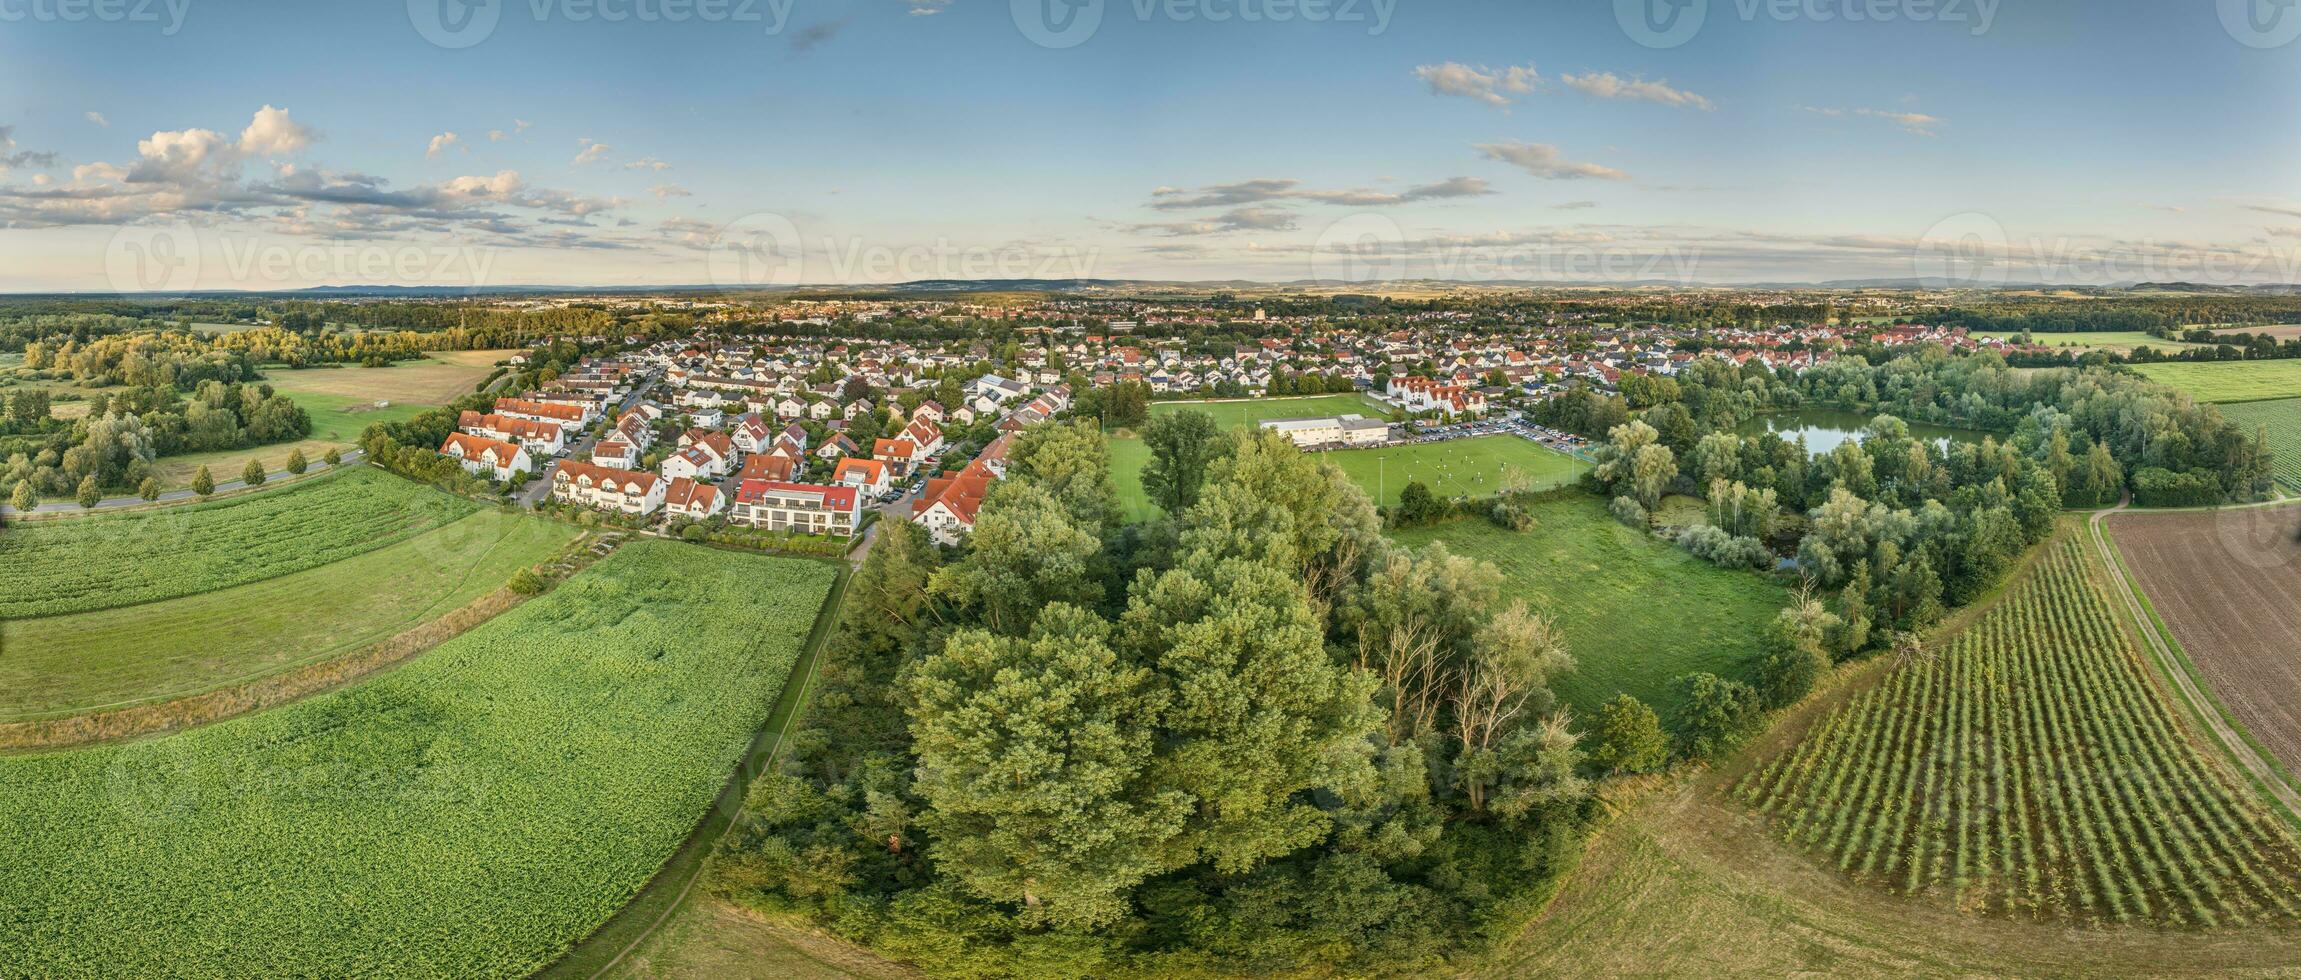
[1115,434,1583,517]
[1977,330,2208,353]
[2219,397,2301,492]
[1112,396,1586,517]
[1,509,579,721]
[0,467,475,619]
[0,540,839,977]
[2132,360,2301,404]
[1146,393,1389,427]
[1388,495,1786,720]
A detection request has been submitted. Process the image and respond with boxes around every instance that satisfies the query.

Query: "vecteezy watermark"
[2219,0,2301,48]
[1912,211,2011,286]
[1012,0,1395,50]
[1912,211,2301,286]
[1615,0,1999,49]
[704,211,1101,286]
[407,0,798,49]
[0,0,191,35]
[103,222,501,295]
[1309,213,1704,284]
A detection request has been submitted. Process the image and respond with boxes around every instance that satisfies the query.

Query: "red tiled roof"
[736,479,859,511]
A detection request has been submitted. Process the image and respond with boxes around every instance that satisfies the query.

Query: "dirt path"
[2087,501,2301,821]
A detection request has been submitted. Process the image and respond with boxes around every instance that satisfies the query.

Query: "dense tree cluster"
[712,424,1593,976]
[1,380,309,495]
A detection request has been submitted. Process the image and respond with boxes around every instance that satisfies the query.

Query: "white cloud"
[1801,105,1943,137]
[239,105,317,157]
[1412,62,1540,109]
[1559,72,1714,111]
[572,138,612,166]
[624,157,671,172]
[1474,141,1630,181]
[1148,176,1492,210]
[85,111,109,128]
[427,132,462,158]
[649,183,691,200]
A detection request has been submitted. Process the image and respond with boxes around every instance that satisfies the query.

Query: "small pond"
[1733,408,1992,455]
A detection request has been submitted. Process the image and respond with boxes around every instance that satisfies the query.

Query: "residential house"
[552,460,667,515]
[591,439,638,469]
[731,480,863,537]
[662,476,725,519]
[873,438,919,477]
[833,457,892,496]
[458,411,566,456]
[438,432,532,482]
[913,459,995,546]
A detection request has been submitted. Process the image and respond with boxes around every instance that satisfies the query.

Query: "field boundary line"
[548,560,853,980]
[2087,503,2301,825]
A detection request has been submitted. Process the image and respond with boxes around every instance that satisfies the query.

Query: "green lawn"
[1,509,579,721]
[1147,393,1389,428]
[277,389,436,443]
[0,541,839,977]
[2132,360,2301,403]
[2219,397,2301,492]
[1388,495,1787,721]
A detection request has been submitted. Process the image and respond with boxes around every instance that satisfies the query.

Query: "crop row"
[0,539,839,977]
[0,467,476,619]
[1734,539,2301,925]
[2217,398,2301,493]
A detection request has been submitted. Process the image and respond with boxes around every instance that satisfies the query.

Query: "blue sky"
[2,0,2298,290]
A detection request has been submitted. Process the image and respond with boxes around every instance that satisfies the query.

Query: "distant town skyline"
[3,0,2299,291]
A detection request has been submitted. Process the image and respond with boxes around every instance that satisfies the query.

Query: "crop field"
[1734,539,2301,925]
[259,349,516,405]
[1389,494,1784,719]
[2217,398,2301,492]
[2108,505,2301,774]
[1978,330,2209,353]
[2132,360,2301,404]
[0,467,474,619]
[2205,324,2301,341]
[0,540,839,977]
[1,509,579,721]
[1481,774,2301,978]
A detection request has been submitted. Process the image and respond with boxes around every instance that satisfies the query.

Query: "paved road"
[517,377,658,509]
[2087,500,2301,820]
[0,450,366,516]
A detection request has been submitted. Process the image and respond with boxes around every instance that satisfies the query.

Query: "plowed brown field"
[2109,504,2301,772]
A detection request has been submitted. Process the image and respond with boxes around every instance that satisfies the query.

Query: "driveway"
[517,377,658,510]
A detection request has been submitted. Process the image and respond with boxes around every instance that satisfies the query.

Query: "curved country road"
[2087,500,2301,821]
